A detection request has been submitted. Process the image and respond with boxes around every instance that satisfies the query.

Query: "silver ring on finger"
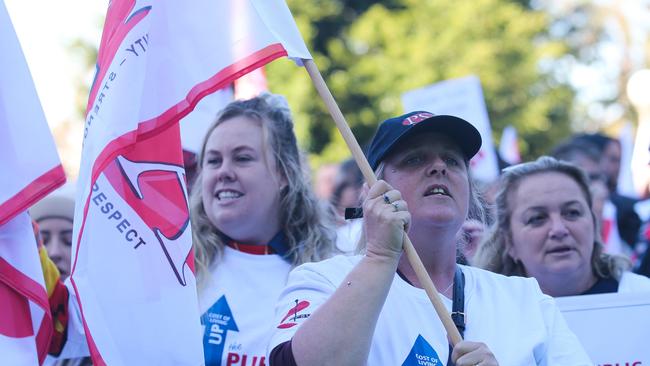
[383,194,391,204]
[391,201,399,212]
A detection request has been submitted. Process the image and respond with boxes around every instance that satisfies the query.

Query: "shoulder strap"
[451,266,466,337]
[447,266,466,366]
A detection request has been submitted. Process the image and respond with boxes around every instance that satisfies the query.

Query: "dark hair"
[572,133,613,153]
[330,158,364,210]
[550,138,601,164]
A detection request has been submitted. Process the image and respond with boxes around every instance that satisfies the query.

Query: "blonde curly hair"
[190,94,336,284]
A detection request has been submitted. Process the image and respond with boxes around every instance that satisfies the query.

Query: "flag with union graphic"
[0,1,66,364]
[70,0,311,364]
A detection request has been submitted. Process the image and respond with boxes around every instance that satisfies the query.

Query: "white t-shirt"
[200,246,291,366]
[619,271,650,292]
[269,255,592,366]
[50,246,293,365]
[334,219,362,254]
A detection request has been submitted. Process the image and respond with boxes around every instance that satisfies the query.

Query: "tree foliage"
[268,0,577,165]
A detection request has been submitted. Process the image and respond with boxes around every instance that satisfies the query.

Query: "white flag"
[71,1,311,365]
[0,1,65,226]
[0,1,66,364]
[617,123,639,198]
[499,125,521,165]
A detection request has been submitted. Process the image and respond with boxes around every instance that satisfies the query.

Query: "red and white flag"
[0,1,66,364]
[234,67,269,100]
[71,1,311,364]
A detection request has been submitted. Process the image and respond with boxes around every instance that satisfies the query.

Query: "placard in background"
[556,292,649,366]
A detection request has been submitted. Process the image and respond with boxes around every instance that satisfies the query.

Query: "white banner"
[72,1,311,365]
[402,75,500,182]
[557,292,650,366]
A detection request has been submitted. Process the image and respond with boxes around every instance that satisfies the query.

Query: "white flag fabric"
[234,67,269,100]
[71,1,311,365]
[498,125,521,165]
[0,1,66,226]
[180,88,234,155]
[0,1,66,364]
[617,123,639,198]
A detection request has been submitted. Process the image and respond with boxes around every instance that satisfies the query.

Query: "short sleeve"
[267,264,339,356]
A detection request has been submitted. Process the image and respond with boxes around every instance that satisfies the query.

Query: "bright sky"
[5,0,104,128]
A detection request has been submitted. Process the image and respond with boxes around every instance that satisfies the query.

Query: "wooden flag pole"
[303,59,463,346]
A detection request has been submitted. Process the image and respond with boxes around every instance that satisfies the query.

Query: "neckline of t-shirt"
[392,271,453,307]
[222,245,290,266]
[392,265,476,307]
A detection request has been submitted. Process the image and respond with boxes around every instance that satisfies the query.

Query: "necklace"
[440,278,454,295]
[396,268,455,295]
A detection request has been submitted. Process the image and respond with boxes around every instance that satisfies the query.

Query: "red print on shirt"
[277,300,311,329]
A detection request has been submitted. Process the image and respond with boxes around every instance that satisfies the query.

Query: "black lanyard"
[447,266,466,366]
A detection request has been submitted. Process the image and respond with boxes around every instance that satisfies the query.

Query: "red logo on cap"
[402,112,434,126]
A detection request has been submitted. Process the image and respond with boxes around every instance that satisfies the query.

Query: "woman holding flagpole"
[190,93,336,365]
[268,112,591,365]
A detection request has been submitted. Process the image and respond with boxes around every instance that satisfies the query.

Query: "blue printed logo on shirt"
[401,334,443,366]
[201,295,239,366]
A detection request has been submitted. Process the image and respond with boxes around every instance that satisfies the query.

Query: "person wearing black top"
[475,157,649,297]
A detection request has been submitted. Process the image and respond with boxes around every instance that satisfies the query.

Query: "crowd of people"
[34,93,650,365]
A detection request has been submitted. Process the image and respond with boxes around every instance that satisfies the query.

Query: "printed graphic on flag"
[69,1,312,364]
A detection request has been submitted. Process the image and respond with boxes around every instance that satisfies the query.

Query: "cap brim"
[384,114,482,162]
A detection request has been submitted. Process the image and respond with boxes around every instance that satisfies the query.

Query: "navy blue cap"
[366,111,482,170]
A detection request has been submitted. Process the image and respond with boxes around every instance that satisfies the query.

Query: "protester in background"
[551,138,609,224]
[30,186,92,366]
[457,180,494,265]
[574,133,642,249]
[330,158,364,253]
[183,149,199,192]
[551,137,638,261]
[30,185,75,280]
[330,158,364,219]
[269,112,590,365]
[458,218,488,264]
[637,219,650,277]
[314,163,339,201]
[190,94,336,365]
[475,156,650,296]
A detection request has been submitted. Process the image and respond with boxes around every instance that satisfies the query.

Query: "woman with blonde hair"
[474,156,650,296]
[190,93,335,365]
